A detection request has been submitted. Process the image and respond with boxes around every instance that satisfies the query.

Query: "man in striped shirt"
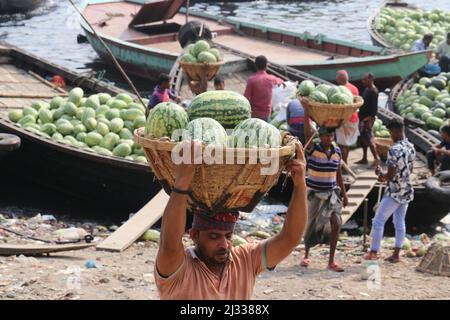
[300,103,348,272]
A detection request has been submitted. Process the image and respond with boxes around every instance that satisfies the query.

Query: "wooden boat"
[0,44,161,220]
[80,0,430,90]
[0,0,46,14]
[367,1,415,50]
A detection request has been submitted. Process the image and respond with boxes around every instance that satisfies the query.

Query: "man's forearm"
[159,192,188,252]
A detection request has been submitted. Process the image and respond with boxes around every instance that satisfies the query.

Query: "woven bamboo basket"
[300,96,364,128]
[179,61,224,82]
[135,128,296,214]
[416,243,450,277]
[374,138,393,162]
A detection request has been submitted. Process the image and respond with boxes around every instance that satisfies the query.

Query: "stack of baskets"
[135,128,296,215]
[300,96,363,128]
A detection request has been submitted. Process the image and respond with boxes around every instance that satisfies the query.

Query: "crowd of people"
[145,52,450,300]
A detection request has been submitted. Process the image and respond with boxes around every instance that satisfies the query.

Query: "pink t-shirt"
[155,243,264,300]
[244,70,284,120]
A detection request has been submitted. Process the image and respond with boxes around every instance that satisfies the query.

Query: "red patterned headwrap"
[192,212,238,231]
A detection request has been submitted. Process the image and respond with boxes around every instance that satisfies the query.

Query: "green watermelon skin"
[182,118,228,146]
[230,118,281,148]
[145,102,189,139]
[188,91,251,129]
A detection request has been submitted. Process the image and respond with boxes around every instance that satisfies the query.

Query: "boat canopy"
[128,0,186,27]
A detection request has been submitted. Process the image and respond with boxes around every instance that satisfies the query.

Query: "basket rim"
[134,128,296,158]
[300,95,364,109]
[179,60,225,67]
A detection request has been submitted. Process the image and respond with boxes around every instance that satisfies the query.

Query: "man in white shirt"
[411,33,433,52]
[437,32,450,72]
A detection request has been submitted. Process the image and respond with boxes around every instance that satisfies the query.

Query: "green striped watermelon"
[182,118,228,146]
[187,91,251,129]
[145,102,189,139]
[230,118,281,148]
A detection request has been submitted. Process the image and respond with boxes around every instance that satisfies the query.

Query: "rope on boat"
[67,0,147,109]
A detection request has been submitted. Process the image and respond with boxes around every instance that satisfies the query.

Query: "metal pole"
[363,198,369,251]
[67,0,146,108]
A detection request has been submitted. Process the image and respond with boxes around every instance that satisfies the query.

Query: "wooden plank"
[0,93,67,99]
[96,190,169,252]
[0,243,95,256]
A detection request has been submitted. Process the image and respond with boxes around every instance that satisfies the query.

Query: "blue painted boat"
[80,0,430,90]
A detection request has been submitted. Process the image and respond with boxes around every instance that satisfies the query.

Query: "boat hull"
[0,0,45,13]
[0,122,160,221]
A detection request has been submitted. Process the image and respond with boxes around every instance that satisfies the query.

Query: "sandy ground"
[1,231,449,300]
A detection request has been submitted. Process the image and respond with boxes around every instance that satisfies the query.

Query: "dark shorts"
[359,117,375,147]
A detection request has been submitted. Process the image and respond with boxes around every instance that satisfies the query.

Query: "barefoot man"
[154,141,307,299]
[301,105,348,272]
[365,119,416,263]
[356,73,380,167]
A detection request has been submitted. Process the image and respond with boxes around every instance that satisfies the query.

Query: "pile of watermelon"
[376,7,450,51]
[296,80,356,105]
[374,117,390,138]
[180,40,222,64]
[145,90,282,148]
[8,88,148,163]
[395,72,450,138]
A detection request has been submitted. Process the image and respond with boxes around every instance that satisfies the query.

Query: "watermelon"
[112,100,128,110]
[56,121,74,136]
[193,40,210,56]
[230,118,281,148]
[68,87,84,106]
[297,80,315,97]
[338,85,354,98]
[85,95,100,110]
[197,51,217,63]
[8,110,23,122]
[188,91,250,129]
[50,96,64,110]
[182,118,228,146]
[326,86,341,100]
[23,106,38,118]
[119,128,133,140]
[315,84,332,97]
[31,101,48,111]
[96,122,110,136]
[52,132,64,141]
[181,53,197,63]
[426,116,443,131]
[115,93,133,105]
[41,123,57,135]
[18,115,36,127]
[98,93,112,105]
[309,91,328,103]
[123,109,144,121]
[145,102,189,139]
[432,108,446,119]
[85,132,103,147]
[329,92,353,105]
[85,118,98,132]
[208,48,221,61]
[109,118,124,133]
[38,108,53,124]
[76,132,87,142]
[106,108,120,120]
[92,146,113,157]
[113,143,132,157]
[100,132,120,151]
[133,116,146,129]
[129,102,146,114]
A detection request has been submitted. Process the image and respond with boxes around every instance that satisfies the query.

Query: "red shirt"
[345,82,359,96]
[244,70,284,120]
[345,82,359,123]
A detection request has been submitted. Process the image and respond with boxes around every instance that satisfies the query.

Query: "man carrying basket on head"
[300,103,348,272]
[154,141,308,300]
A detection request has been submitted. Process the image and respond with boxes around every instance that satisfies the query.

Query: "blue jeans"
[370,195,408,252]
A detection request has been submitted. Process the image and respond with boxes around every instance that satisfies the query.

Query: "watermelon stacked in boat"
[296,80,364,128]
[179,40,224,82]
[135,90,294,214]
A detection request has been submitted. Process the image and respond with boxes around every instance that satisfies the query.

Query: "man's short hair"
[424,33,433,40]
[255,55,268,70]
[158,73,171,85]
[214,76,224,85]
[364,72,375,80]
[386,118,404,130]
[447,32,450,39]
[441,125,450,136]
[318,127,335,136]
